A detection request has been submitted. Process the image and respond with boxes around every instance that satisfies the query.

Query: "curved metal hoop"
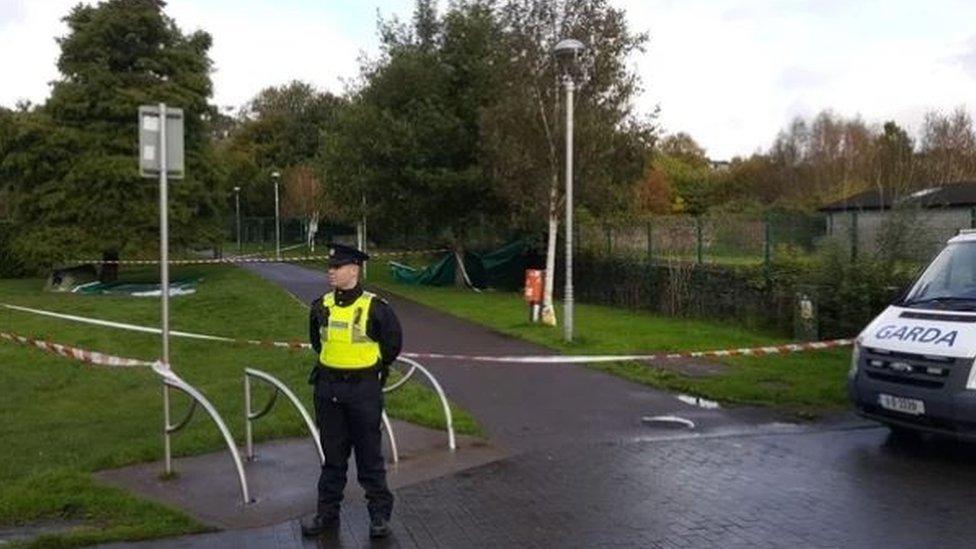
[165,398,198,434]
[247,387,278,422]
[383,361,417,392]
[388,357,456,451]
[163,378,252,504]
[244,368,324,464]
[381,410,399,463]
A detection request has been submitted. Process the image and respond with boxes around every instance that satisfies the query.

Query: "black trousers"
[313,370,394,520]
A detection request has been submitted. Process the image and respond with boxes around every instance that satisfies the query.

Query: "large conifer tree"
[1,0,224,273]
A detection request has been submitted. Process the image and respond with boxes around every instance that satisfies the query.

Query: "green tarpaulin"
[389,240,529,291]
[390,253,457,286]
[72,279,198,297]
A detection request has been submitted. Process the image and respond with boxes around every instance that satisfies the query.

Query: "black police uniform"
[304,244,402,537]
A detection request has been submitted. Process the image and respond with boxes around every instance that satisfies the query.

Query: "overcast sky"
[2,0,974,159]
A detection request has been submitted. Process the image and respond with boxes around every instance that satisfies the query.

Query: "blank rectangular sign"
[138,105,185,179]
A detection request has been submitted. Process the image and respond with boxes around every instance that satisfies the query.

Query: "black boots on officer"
[301,366,394,539]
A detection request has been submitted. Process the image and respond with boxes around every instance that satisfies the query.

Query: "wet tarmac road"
[103,425,976,548]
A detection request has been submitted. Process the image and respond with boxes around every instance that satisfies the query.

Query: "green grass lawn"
[365,251,852,414]
[0,265,477,547]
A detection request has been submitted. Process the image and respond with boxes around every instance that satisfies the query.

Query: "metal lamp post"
[234,186,241,254]
[553,38,584,343]
[272,170,281,260]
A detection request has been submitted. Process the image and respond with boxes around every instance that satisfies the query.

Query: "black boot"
[301,514,340,537]
[369,517,391,539]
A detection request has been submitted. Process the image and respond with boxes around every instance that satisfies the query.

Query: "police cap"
[327,243,370,267]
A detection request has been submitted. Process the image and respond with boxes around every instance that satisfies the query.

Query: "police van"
[849,230,976,438]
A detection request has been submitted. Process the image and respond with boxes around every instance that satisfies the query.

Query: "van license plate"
[879,394,925,416]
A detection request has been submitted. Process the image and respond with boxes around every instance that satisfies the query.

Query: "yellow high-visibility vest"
[318,291,381,369]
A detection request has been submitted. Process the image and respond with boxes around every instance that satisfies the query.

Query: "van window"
[903,242,976,309]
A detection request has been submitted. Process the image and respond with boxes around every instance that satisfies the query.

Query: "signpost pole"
[159,102,170,369]
[140,103,183,477]
[157,102,172,474]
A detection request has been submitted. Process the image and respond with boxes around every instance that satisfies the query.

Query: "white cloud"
[0,0,413,109]
[956,34,976,80]
[615,0,976,159]
[0,1,27,27]
[0,0,73,108]
[2,0,973,160]
[166,1,373,109]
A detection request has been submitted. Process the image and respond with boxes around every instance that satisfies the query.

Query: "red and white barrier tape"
[0,330,156,368]
[3,302,853,365]
[64,248,450,266]
[2,303,312,350]
[402,339,855,364]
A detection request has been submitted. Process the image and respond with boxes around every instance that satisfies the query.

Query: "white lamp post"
[271,170,281,260]
[233,186,241,254]
[553,38,584,343]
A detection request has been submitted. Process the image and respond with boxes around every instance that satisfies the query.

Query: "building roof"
[820,181,976,212]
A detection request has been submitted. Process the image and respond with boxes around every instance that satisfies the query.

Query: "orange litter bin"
[524,269,544,322]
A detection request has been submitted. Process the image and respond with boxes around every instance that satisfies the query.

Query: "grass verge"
[0,265,478,547]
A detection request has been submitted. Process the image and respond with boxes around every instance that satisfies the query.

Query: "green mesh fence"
[825,207,970,264]
[576,213,828,268]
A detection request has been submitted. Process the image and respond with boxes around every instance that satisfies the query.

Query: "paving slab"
[96,420,505,529]
[103,425,976,549]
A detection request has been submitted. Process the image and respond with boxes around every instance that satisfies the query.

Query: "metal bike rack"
[384,359,418,392]
[386,357,456,451]
[244,368,323,464]
[238,358,453,476]
[381,410,399,464]
[243,368,401,464]
[162,373,252,505]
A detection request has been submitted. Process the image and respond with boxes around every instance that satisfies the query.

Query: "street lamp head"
[233,186,240,192]
[553,38,585,65]
[271,170,280,179]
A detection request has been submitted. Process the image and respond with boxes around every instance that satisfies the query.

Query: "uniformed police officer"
[301,243,402,539]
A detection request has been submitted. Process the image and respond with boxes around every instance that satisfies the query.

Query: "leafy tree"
[220,79,342,241]
[656,153,711,215]
[319,1,504,246]
[633,161,671,215]
[238,81,342,171]
[709,154,779,210]
[646,133,713,214]
[0,0,223,274]
[480,0,653,321]
[658,132,708,168]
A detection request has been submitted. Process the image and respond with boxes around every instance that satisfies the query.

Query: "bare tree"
[482,0,651,326]
[919,107,976,184]
[281,165,326,252]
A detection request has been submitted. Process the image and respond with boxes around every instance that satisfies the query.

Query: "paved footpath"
[100,263,976,548]
[240,262,789,452]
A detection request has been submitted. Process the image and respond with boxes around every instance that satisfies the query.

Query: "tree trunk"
[307,212,318,253]
[100,250,119,282]
[540,175,559,327]
[454,245,466,289]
